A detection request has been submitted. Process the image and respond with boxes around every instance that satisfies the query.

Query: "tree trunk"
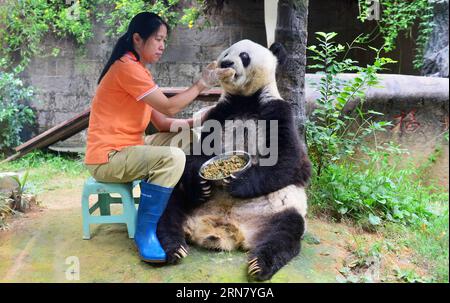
[274,0,309,138]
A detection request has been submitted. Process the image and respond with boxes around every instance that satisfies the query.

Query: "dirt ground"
[0,177,427,283]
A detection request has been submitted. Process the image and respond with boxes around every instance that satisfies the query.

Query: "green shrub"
[0,0,206,71]
[0,65,35,154]
[306,32,448,229]
[309,144,448,229]
[0,150,86,175]
[358,0,435,70]
[306,32,395,176]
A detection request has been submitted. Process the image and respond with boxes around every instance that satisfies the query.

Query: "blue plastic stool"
[81,177,140,239]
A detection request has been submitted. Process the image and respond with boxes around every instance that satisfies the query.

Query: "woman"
[84,12,228,263]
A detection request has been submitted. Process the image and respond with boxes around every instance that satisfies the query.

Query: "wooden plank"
[15,108,90,153]
[9,88,222,161]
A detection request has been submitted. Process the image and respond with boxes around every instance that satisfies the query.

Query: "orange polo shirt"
[84,52,157,164]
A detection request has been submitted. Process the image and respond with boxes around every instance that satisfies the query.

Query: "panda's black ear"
[269,42,288,66]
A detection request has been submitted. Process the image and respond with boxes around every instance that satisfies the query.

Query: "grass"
[0,150,88,194]
[382,207,449,283]
[308,143,449,282]
[308,144,448,230]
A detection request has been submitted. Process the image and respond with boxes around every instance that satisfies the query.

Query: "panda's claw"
[179,246,188,257]
[249,264,258,273]
[248,261,259,270]
[249,266,261,276]
[165,243,190,264]
[248,257,258,266]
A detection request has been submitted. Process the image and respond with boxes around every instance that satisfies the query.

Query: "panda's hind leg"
[157,188,189,264]
[247,208,305,281]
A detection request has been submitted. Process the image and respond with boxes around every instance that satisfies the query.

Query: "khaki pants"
[86,131,193,188]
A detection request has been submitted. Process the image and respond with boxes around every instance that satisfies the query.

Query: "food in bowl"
[200,155,248,180]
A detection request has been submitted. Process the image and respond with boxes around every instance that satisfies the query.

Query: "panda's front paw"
[247,253,276,281]
[198,179,213,202]
[228,176,254,198]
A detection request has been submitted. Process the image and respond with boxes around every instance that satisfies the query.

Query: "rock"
[422,0,449,78]
[303,232,321,245]
[0,172,20,195]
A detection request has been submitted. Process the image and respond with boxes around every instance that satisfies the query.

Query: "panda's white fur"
[216,40,282,99]
[184,184,307,251]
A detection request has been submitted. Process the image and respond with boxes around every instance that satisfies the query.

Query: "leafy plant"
[394,268,433,283]
[306,32,448,230]
[337,239,383,283]
[0,65,36,154]
[358,0,435,70]
[10,169,31,212]
[0,0,208,71]
[306,32,395,176]
[309,143,448,229]
[0,0,95,70]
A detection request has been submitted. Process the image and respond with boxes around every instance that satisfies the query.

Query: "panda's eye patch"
[239,52,251,67]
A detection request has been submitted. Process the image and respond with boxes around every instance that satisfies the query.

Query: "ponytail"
[98,32,132,84]
[97,12,170,84]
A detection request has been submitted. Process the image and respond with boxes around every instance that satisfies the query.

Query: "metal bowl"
[198,151,251,185]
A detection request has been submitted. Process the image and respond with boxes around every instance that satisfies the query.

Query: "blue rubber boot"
[135,181,173,262]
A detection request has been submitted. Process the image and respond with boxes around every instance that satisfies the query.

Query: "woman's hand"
[199,61,235,88]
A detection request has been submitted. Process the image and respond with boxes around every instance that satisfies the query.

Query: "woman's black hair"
[98,12,170,84]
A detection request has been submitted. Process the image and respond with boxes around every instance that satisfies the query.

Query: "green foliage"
[0,0,207,70]
[0,65,35,153]
[0,150,88,193]
[96,0,206,37]
[337,240,383,283]
[0,0,95,70]
[306,32,448,230]
[309,144,448,229]
[358,0,435,70]
[384,212,448,283]
[405,206,449,282]
[0,150,86,175]
[306,32,395,176]
[394,268,433,283]
[10,168,31,212]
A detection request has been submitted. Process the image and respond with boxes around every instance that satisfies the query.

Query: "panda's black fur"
[157,40,311,281]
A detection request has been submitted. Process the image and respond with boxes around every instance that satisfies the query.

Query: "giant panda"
[157,39,312,281]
